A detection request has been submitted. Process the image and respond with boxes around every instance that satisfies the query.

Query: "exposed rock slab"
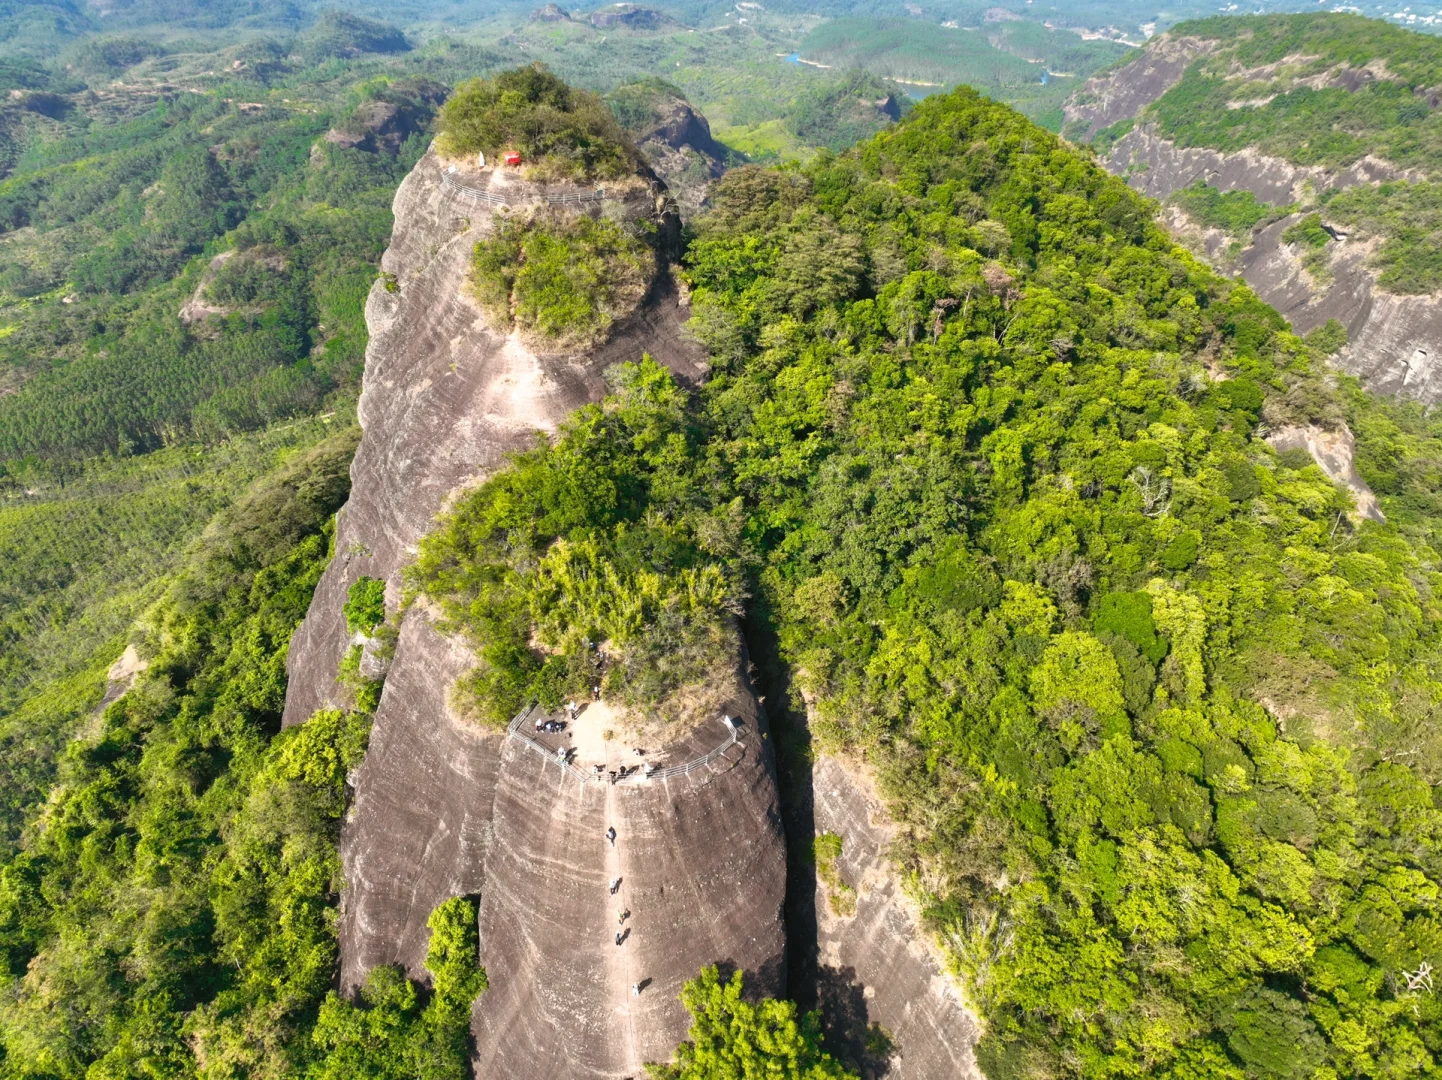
[628,97,728,220]
[338,609,503,992]
[1067,34,1442,405]
[280,148,704,729]
[1097,126,1442,404]
[1267,424,1385,523]
[809,755,982,1080]
[472,685,786,1079]
[1064,35,1215,139]
[178,251,234,325]
[1103,125,1413,207]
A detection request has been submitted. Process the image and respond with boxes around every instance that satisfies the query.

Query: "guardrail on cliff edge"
[505,702,742,784]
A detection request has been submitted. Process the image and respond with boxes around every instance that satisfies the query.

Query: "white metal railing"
[507,702,591,781]
[441,171,609,208]
[505,703,742,784]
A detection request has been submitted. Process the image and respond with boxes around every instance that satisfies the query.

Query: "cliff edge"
[278,143,791,1077]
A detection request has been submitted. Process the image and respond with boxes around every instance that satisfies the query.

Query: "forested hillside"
[415,84,1442,1078]
[1073,14,1442,294]
[0,50,447,869]
[3,3,1442,1078]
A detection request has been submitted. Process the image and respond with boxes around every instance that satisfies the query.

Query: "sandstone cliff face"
[1066,40,1442,406]
[1065,35,1214,140]
[472,685,785,1079]
[282,146,791,1073]
[804,755,983,1080]
[337,609,503,992]
[616,93,729,221]
[281,149,704,730]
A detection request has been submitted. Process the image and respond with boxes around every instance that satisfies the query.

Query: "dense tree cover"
[0,92,425,466]
[687,90,1442,1080]
[0,418,342,854]
[422,83,1442,1078]
[647,966,858,1080]
[298,11,411,63]
[413,360,744,727]
[606,77,694,138]
[438,64,638,180]
[0,432,356,1075]
[470,210,657,347]
[0,430,480,1079]
[0,49,439,868]
[797,16,1131,133]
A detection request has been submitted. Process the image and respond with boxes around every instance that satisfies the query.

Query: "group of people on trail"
[607,828,645,998]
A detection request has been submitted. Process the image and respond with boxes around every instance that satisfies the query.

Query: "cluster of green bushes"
[1322,180,1442,294]
[1282,213,1336,285]
[1170,180,1291,239]
[647,967,857,1080]
[307,897,486,1080]
[470,210,655,346]
[413,361,742,727]
[438,64,636,180]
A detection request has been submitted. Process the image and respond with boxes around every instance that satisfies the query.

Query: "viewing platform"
[506,699,745,786]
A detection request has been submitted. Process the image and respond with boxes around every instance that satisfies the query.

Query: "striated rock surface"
[472,683,786,1079]
[806,755,983,1080]
[338,608,503,992]
[280,148,704,730]
[1100,125,1412,207]
[1097,126,1442,404]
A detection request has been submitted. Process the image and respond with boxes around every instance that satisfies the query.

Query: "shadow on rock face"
[710,949,788,1003]
[817,965,899,1079]
[739,616,820,1011]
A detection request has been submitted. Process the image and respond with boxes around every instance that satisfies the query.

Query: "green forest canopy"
[417,82,1442,1079]
[437,63,638,180]
[3,29,1442,1078]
